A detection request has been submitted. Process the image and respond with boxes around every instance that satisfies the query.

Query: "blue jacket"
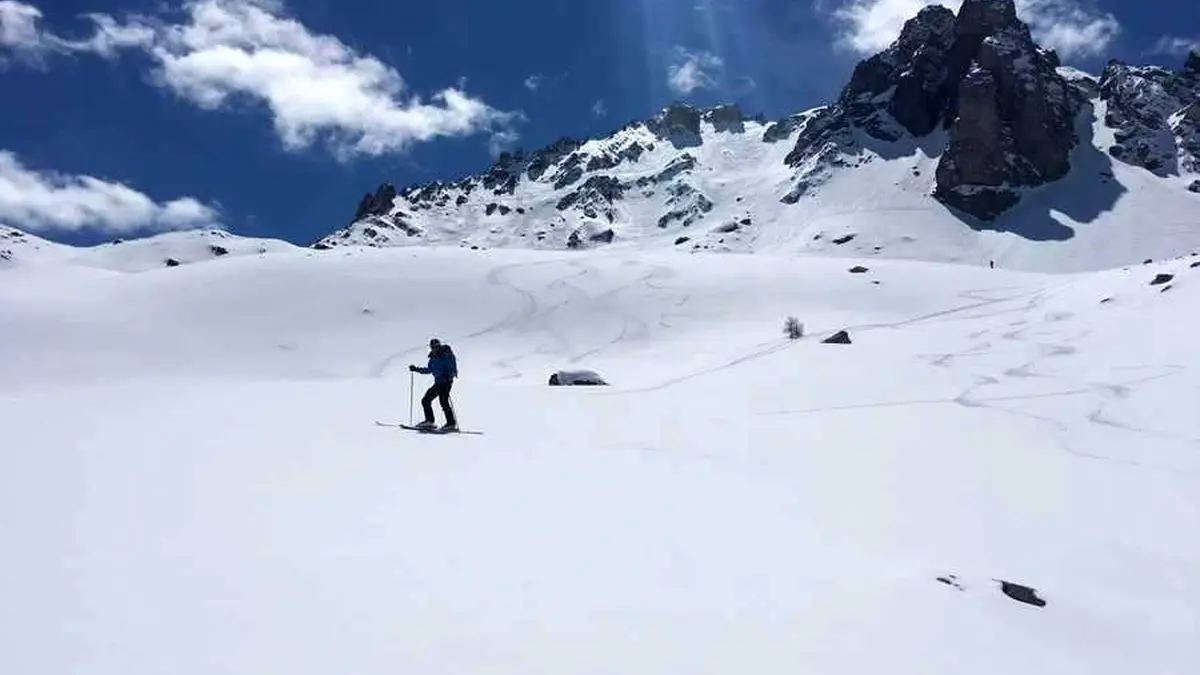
[415,344,457,381]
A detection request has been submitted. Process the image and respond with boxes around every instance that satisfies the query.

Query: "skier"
[409,338,458,431]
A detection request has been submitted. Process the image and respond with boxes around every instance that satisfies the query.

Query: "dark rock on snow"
[998,580,1046,608]
[353,183,397,221]
[164,258,181,267]
[784,0,1085,221]
[849,265,870,273]
[1150,273,1175,285]
[822,330,852,344]
[548,370,609,386]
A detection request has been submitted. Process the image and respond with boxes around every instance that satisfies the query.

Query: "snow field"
[1,244,1198,674]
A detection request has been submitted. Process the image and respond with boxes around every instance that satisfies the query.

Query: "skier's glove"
[408,365,418,372]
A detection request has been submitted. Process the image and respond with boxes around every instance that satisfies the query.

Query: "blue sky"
[0,0,1196,246]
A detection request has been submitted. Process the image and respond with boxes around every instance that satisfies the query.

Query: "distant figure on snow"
[409,338,458,431]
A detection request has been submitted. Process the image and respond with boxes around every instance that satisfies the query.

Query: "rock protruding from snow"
[1100,54,1200,177]
[998,580,1047,608]
[548,370,609,386]
[704,104,746,134]
[354,183,398,222]
[647,103,704,148]
[785,0,1085,221]
[822,330,852,344]
[932,0,1084,218]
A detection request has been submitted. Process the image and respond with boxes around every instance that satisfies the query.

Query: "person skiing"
[409,338,458,431]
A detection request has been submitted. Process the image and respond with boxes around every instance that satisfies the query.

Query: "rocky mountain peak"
[353,183,397,222]
[783,0,1082,220]
[955,0,1019,37]
[1098,54,1200,176]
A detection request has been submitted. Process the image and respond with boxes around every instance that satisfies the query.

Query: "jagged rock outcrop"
[647,103,703,148]
[933,1,1085,218]
[785,0,1085,220]
[353,183,398,221]
[556,175,626,222]
[704,105,746,133]
[1100,54,1200,176]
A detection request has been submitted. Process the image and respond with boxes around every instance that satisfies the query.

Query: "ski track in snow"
[2,244,1199,675]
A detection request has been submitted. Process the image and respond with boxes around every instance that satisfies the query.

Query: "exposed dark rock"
[210,245,229,257]
[1190,180,1200,194]
[517,207,526,214]
[936,575,965,590]
[567,226,615,249]
[832,234,856,245]
[739,217,752,226]
[637,153,697,187]
[485,203,499,216]
[1100,59,1199,176]
[849,265,870,273]
[354,183,397,221]
[713,221,741,234]
[1191,261,1200,268]
[556,175,627,213]
[552,156,585,190]
[456,195,468,206]
[618,142,645,163]
[646,103,703,148]
[998,580,1046,608]
[822,330,852,344]
[783,0,1084,221]
[164,258,181,267]
[586,154,618,172]
[763,112,814,143]
[548,370,608,386]
[934,2,1084,218]
[704,104,746,133]
[842,6,958,138]
[674,236,691,245]
[499,205,511,215]
[1150,273,1175,285]
[527,137,585,181]
[657,188,714,228]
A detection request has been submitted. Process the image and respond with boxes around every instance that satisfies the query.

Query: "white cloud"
[825,0,1120,60]
[524,73,543,91]
[1150,36,1200,57]
[667,48,724,95]
[0,0,49,63]
[0,1,153,62]
[0,0,521,159]
[0,150,220,234]
[592,99,608,118]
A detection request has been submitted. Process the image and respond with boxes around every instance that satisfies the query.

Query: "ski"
[375,421,482,435]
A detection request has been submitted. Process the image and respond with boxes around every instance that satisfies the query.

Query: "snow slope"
[319,99,1200,274]
[0,225,299,272]
[2,244,1198,674]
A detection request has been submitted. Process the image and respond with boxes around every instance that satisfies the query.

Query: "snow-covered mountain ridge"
[313,0,1200,273]
[0,224,299,272]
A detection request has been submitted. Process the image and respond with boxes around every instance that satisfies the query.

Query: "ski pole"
[409,371,415,425]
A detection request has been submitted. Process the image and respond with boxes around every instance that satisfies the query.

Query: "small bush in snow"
[784,316,804,340]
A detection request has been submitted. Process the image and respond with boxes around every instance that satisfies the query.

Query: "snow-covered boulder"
[548,370,609,386]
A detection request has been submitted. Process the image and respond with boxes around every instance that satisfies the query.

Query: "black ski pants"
[421,377,456,426]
